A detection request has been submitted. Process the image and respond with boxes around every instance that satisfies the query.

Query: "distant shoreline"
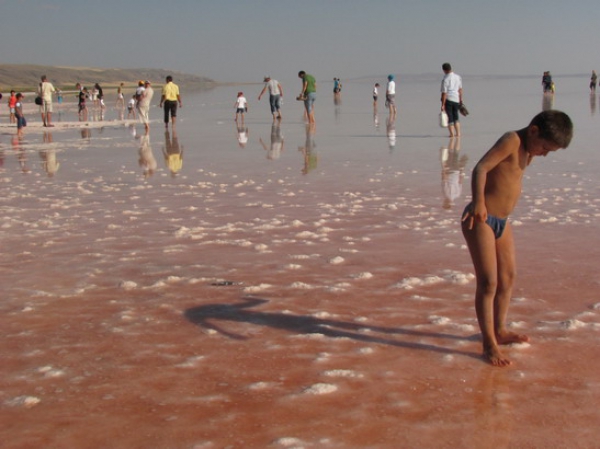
[0,64,216,92]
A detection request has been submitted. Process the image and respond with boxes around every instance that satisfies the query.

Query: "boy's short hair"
[442,62,452,72]
[530,110,573,148]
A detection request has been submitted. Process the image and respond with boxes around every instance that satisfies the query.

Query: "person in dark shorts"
[159,75,182,129]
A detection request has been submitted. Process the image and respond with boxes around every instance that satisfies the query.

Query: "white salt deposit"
[247,382,277,390]
[429,316,451,325]
[312,311,333,318]
[38,366,65,378]
[326,283,351,292]
[322,369,364,379]
[302,383,338,395]
[284,264,303,270]
[272,437,306,447]
[5,396,41,408]
[119,281,138,290]
[176,356,205,368]
[290,282,313,289]
[243,284,272,293]
[562,319,587,330]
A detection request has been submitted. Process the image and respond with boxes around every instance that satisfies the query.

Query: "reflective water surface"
[1,75,599,448]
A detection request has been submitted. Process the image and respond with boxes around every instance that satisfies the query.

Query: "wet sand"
[1,75,600,448]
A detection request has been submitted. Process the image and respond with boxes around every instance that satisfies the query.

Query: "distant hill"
[0,64,216,91]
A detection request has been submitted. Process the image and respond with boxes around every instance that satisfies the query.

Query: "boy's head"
[529,110,573,149]
[442,63,452,73]
[16,93,23,99]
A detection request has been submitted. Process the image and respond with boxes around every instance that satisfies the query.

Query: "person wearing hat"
[258,76,283,121]
[137,80,154,133]
[386,74,396,116]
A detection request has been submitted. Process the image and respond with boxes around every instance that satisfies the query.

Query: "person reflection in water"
[12,133,30,174]
[236,123,249,148]
[139,133,157,178]
[298,125,317,174]
[440,137,467,209]
[163,129,183,176]
[386,115,396,152]
[259,123,284,160]
[40,131,60,177]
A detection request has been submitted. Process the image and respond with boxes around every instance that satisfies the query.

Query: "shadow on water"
[184,296,481,361]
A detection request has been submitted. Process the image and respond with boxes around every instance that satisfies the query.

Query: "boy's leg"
[493,222,529,345]
[462,220,511,366]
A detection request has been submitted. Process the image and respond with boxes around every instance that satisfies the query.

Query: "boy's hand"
[462,203,487,230]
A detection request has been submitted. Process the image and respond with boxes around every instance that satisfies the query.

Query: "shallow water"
[1,75,600,448]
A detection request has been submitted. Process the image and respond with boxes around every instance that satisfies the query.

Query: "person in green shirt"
[298,71,316,125]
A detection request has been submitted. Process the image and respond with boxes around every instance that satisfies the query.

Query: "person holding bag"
[440,63,463,137]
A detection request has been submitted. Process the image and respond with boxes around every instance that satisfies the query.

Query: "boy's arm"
[278,82,283,97]
[463,132,518,228]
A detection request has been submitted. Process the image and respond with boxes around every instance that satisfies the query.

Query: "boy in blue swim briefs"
[461,110,573,367]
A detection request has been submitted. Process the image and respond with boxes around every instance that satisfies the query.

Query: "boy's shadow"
[184,297,481,361]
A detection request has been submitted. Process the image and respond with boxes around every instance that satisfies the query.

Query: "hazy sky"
[0,0,597,83]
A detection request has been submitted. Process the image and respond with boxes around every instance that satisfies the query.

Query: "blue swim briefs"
[463,203,508,239]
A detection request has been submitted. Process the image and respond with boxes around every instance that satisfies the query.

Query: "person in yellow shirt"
[159,75,182,129]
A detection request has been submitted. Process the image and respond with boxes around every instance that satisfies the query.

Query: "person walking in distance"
[159,75,182,129]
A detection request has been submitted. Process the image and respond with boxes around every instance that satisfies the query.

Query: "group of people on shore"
[5,75,58,136]
[4,75,183,136]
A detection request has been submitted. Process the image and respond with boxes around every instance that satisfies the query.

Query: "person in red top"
[8,91,17,125]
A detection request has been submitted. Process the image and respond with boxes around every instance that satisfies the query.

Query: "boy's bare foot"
[484,347,512,367]
[496,331,529,345]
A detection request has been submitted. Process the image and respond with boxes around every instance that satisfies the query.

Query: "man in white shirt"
[386,74,397,116]
[258,76,283,121]
[38,75,56,127]
[137,81,154,133]
[440,62,463,137]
